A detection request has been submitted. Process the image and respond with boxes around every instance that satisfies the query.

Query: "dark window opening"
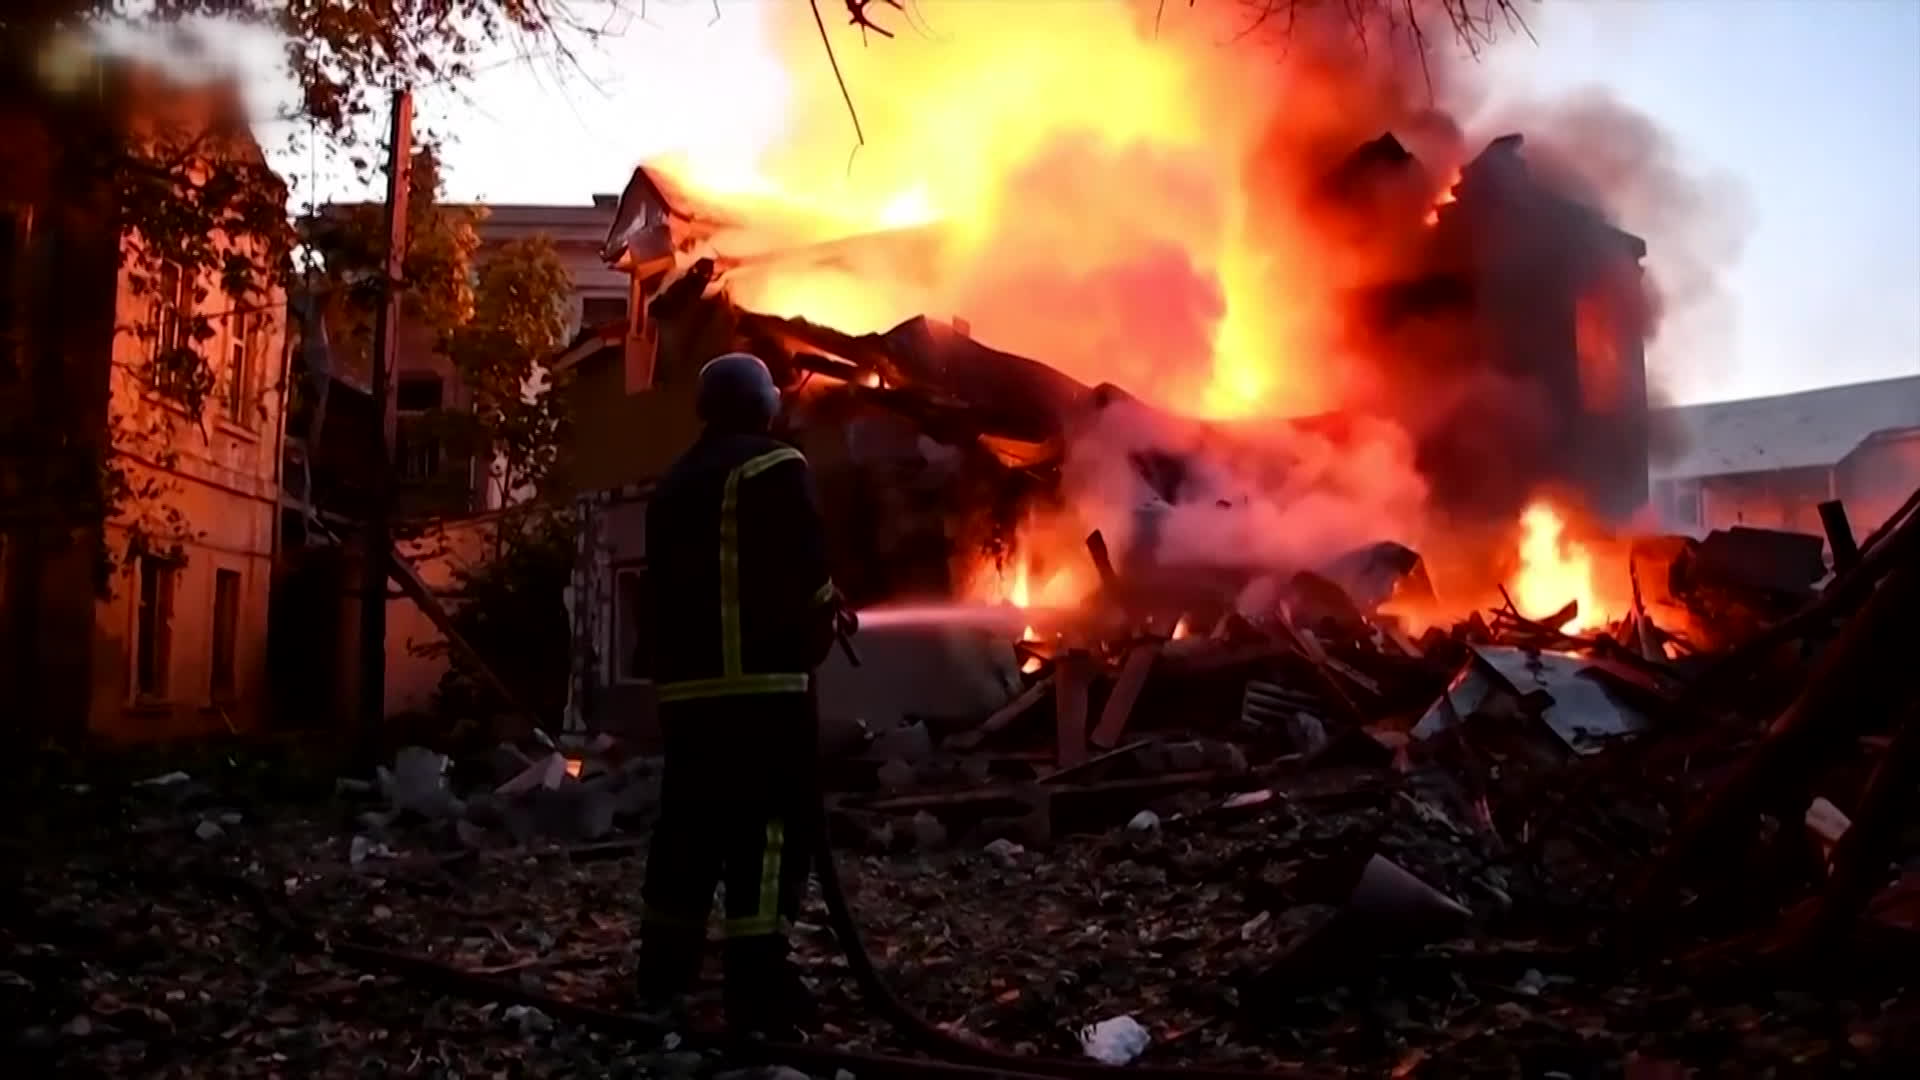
[211,568,240,699]
[397,373,444,412]
[396,416,442,482]
[136,555,176,698]
[581,295,629,329]
[615,565,653,682]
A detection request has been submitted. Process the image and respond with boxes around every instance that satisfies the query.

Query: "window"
[210,569,241,699]
[223,311,253,424]
[395,417,441,481]
[1669,480,1701,528]
[280,508,308,550]
[614,565,654,683]
[148,261,198,398]
[581,295,629,329]
[135,555,176,698]
[397,373,444,412]
[1575,292,1623,415]
[152,261,191,355]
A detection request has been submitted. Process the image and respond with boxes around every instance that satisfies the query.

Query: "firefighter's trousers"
[637,690,819,1025]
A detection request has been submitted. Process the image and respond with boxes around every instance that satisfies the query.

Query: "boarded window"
[211,569,241,699]
[614,565,653,683]
[136,555,176,698]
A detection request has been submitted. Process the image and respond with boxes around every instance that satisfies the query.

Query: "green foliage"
[428,506,576,729]
[300,147,482,369]
[3,1,582,600]
[446,234,576,501]
[304,162,575,507]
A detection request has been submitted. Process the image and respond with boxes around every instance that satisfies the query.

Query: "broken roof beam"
[741,311,901,383]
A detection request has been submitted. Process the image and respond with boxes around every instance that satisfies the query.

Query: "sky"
[273,0,1920,408]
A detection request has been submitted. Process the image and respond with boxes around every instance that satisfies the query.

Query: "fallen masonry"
[10,490,1920,1077]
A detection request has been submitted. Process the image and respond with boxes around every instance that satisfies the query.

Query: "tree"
[2,1,584,582]
[302,150,574,511]
[0,3,582,754]
[814,0,1534,143]
[444,234,575,505]
[425,508,576,736]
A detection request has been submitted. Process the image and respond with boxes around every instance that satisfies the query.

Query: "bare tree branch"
[812,0,867,157]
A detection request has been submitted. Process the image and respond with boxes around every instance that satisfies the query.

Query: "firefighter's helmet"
[696,352,781,432]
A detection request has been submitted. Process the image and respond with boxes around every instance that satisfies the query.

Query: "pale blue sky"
[298,0,1919,408]
[1473,0,1920,404]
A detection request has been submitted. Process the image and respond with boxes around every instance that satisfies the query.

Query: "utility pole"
[358,89,413,763]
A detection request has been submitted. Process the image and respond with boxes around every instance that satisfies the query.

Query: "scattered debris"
[135,771,192,788]
[982,838,1024,867]
[1079,1015,1151,1066]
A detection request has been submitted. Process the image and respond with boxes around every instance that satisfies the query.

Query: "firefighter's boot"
[634,924,705,1019]
[723,935,816,1040]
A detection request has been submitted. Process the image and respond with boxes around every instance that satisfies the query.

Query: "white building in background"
[1648,373,1920,541]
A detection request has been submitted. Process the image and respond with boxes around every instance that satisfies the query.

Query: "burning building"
[557,2,1680,739]
[561,131,1650,738]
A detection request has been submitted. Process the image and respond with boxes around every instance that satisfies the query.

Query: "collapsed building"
[559,130,1652,743]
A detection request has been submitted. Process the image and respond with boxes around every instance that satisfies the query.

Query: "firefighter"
[635,351,853,1038]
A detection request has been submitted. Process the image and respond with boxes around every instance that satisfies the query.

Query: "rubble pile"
[347,732,661,857]
[12,490,1918,1077]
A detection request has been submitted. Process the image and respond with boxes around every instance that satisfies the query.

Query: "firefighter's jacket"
[646,431,837,703]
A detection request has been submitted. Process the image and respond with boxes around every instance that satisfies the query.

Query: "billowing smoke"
[737,0,1748,589]
[1057,391,1429,578]
[1479,89,1754,465]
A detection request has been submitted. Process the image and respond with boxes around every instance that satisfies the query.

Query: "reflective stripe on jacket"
[646,431,836,702]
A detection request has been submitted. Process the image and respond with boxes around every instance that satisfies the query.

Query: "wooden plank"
[1039,738,1153,785]
[853,769,1226,816]
[947,676,1053,751]
[1090,644,1159,749]
[1269,606,1365,725]
[1055,650,1092,768]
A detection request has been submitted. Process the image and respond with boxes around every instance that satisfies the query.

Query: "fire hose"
[202,626,1323,1077]
[206,832,1325,1080]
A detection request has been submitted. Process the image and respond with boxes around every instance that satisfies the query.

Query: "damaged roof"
[1650,374,1920,480]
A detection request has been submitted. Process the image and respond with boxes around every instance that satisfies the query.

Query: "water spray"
[853,602,1071,632]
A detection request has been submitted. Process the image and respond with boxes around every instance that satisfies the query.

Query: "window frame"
[147,260,199,401]
[134,554,178,701]
[611,561,654,686]
[580,294,630,329]
[222,310,254,427]
[210,567,241,701]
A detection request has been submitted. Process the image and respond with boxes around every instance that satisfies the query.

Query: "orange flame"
[1510,502,1607,633]
[564,757,583,779]
[648,3,1359,422]
[1424,168,1461,227]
